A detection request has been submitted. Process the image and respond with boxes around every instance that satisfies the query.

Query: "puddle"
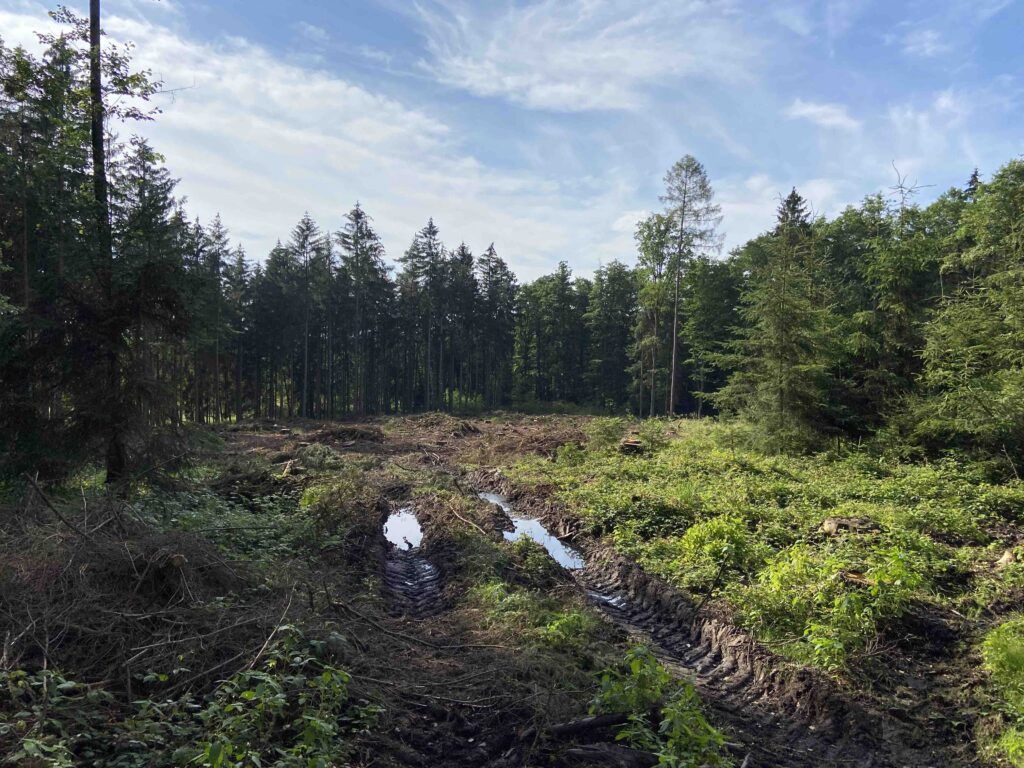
[587,590,629,609]
[478,492,585,570]
[384,508,423,549]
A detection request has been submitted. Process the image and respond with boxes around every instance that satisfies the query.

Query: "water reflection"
[478,492,585,570]
[384,508,423,549]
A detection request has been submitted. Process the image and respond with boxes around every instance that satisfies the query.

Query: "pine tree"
[659,156,722,415]
[585,261,638,410]
[477,244,517,408]
[337,204,392,414]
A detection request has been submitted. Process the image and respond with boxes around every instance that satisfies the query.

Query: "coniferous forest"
[4,5,1024,768]
[5,15,1023,477]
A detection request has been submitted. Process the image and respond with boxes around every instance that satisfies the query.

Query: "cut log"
[619,437,645,455]
[820,516,881,536]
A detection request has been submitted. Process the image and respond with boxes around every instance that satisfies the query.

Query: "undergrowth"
[983,617,1024,766]
[591,647,728,767]
[2,626,377,768]
[511,417,1024,670]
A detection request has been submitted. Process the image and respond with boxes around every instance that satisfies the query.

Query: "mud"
[214,418,977,768]
[382,508,444,619]
[476,479,962,768]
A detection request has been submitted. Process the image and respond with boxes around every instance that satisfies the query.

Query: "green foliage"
[640,515,770,593]
[985,617,1024,713]
[983,617,1024,766]
[587,417,631,450]
[591,647,727,767]
[1,629,370,768]
[193,626,376,768]
[469,579,601,654]
[130,487,306,565]
[294,443,344,470]
[740,542,926,669]
[513,419,1010,670]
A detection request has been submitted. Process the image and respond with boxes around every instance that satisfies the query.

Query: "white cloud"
[410,0,760,112]
[294,21,329,45]
[772,3,814,36]
[785,98,860,131]
[901,28,950,58]
[0,2,650,279]
[612,210,648,234]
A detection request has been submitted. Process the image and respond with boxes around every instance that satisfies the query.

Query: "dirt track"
[384,547,445,619]
[224,416,976,768]
[576,551,948,768]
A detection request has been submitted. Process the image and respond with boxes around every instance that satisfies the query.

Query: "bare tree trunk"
[650,311,657,418]
[302,293,309,418]
[669,255,681,416]
[92,0,127,482]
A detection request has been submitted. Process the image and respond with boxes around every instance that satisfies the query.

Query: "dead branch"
[23,473,91,539]
[549,712,631,738]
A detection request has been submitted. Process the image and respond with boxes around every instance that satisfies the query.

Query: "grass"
[983,617,1024,766]
[510,418,1024,670]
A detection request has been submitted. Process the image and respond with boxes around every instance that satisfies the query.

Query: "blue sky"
[1,0,1022,279]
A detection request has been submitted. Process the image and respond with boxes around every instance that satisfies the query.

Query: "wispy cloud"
[409,0,760,112]
[0,2,650,278]
[785,98,860,131]
[900,28,950,58]
[294,21,329,45]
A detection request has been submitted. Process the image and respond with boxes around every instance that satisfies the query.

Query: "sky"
[1,0,1022,280]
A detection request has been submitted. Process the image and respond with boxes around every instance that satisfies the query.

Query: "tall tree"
[476,244,517,408]
[659,155,722,415]
[585,261,638,410]
[634,214,672,416]
[716,189,837,449]
[288,214,327,418]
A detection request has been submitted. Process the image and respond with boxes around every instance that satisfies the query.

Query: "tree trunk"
[91,0,125,482]
[669,262,680,416]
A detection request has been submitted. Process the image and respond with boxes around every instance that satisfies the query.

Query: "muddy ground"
[209,413,982,768]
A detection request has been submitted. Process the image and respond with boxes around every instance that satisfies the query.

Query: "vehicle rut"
[381,507,445,619]
[577,550,950,768]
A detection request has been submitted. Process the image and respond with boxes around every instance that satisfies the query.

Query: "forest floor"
[3,414,1021,767]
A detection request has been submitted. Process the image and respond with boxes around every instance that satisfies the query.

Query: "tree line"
[2,9,1023,478]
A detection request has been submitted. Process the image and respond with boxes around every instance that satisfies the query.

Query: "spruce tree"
[715,188,836,449]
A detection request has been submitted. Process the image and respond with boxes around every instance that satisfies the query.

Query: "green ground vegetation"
[511,418,1024,676]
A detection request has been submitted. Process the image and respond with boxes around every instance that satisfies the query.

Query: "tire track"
[577,554,947,768]
[382,508,444,619]
[384,548,443,619]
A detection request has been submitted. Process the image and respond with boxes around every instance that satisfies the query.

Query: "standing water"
[383,508,423,549]
[478,492,585,570]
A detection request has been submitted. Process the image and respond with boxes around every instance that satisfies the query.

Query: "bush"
[586,417,630,450]
[0,628,374,768]
[985,617,1024,713]
[982,617,1024,766]
[591,647,727,767]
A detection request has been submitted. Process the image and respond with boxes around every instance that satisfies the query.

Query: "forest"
[3,4,1024,768]
[3,11,1024,478]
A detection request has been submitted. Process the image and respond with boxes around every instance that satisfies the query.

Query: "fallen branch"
[246,586,295,670]
[24,474,91,539]
[550,713,631,738]
[450,503,488,536]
